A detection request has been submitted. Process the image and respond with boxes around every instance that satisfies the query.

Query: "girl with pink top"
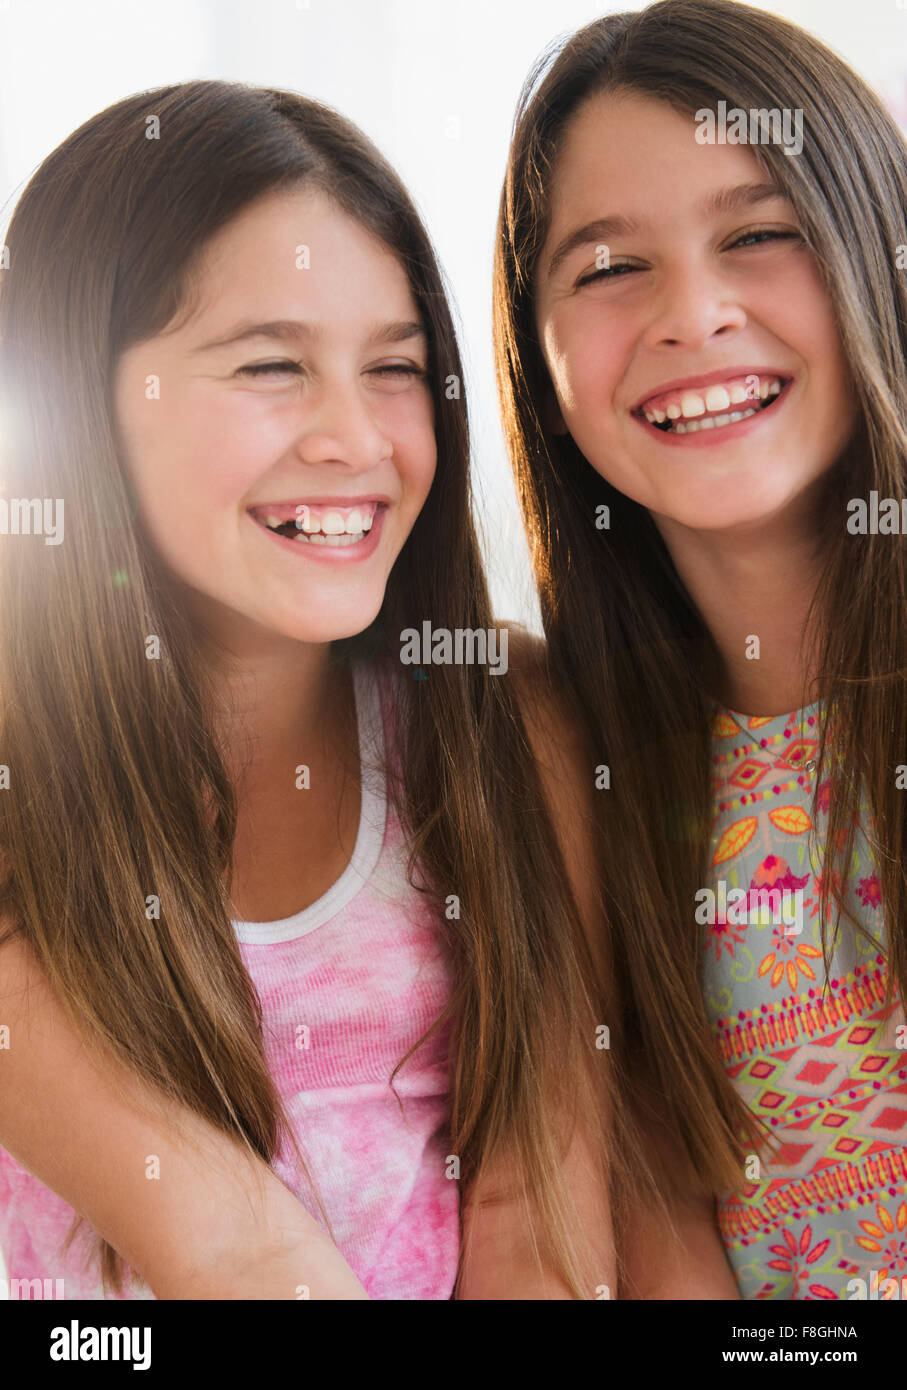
[0,81,627,1300]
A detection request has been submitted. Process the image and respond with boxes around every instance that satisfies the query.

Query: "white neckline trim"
[232,662,388,944]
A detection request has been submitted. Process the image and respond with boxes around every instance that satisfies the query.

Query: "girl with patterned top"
[494,0,907,1297]
[0,82,624,1300]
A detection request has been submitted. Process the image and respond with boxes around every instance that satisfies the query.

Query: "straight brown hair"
[0,80,639,1296]
[494,0,907,1215]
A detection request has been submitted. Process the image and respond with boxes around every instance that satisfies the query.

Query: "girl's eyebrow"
[192,318,427,353]
[544,181,788,281]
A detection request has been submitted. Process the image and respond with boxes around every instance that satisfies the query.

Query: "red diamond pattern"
[729,758,770,789]
[797,1059,839,1086]
[777,739,819,767]
[870,1106,907,1134]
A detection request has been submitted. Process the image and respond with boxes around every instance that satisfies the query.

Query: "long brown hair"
[494,0,907,1207]
[0,80,634,1296]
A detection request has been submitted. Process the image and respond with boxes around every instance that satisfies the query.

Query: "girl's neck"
[218,644,340,777]
[186,594,348,775]
[653,494,826,719]
[188,608,361,923]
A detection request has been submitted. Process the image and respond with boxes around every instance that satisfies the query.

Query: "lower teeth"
[670,406,760,434]
[262,519,369,544]
[295,530,365,546]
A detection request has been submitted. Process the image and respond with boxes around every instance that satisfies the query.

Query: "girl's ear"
[542,384,569,436]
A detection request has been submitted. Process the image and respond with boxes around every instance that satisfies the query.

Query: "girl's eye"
[368,364,426,379]
[728,228,802,250]
[236,360,300,378]
[574,230,801,289]
[575,262,636,289]
[236,362,426,380]
[366,363,428,392]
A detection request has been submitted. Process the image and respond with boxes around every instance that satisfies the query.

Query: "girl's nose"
[642,262,747,350]
[293,383,393,472]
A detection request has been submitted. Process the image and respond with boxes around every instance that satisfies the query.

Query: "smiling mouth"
[247,501,384,544]
[635,377,792,434]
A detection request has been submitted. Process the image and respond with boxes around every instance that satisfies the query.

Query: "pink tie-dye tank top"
[0,660,460,1300]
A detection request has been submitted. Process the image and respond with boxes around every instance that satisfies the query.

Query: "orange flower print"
[804,869,843,924]
[766,1225,836,1299]
[856,1202,907,1292]
[702,910,746,963]
[856,874,882,910]
[757,919,823,991]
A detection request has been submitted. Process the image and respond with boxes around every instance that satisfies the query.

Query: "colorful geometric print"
[701,701,907,1300]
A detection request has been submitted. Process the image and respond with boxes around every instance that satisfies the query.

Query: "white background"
[0,0,905,1293]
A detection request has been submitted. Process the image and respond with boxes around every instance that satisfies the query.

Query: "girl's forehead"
[161,200,420,348]
[192,187,356,268]
[553,92,767,193]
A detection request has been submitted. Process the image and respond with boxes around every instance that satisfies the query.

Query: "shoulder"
[501,622,546,678]
[503,622,594,811]
[501,622,607,976]
[501,623,559,735]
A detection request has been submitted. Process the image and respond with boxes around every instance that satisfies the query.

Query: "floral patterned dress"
[701,700,907,1299]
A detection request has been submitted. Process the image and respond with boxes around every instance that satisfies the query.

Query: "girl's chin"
[170,577,384,650]
[653,497,801,535]
[251,602,385,647]
[643,470,813,527]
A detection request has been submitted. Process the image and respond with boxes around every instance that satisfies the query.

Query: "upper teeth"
[642,376,782,423]
[262,504,376,536]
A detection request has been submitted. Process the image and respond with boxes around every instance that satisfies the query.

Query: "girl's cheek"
[546,312,607,399]
[409,439,435,483]
[561,354,606,420]
[390,400,436,488]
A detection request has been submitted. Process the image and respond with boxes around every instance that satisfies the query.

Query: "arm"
[456,1116,613,1300]
[619,1097,740,1299]
[620,1189,740,1299]
[0,926,368,1299]
[457,627,614,1300]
